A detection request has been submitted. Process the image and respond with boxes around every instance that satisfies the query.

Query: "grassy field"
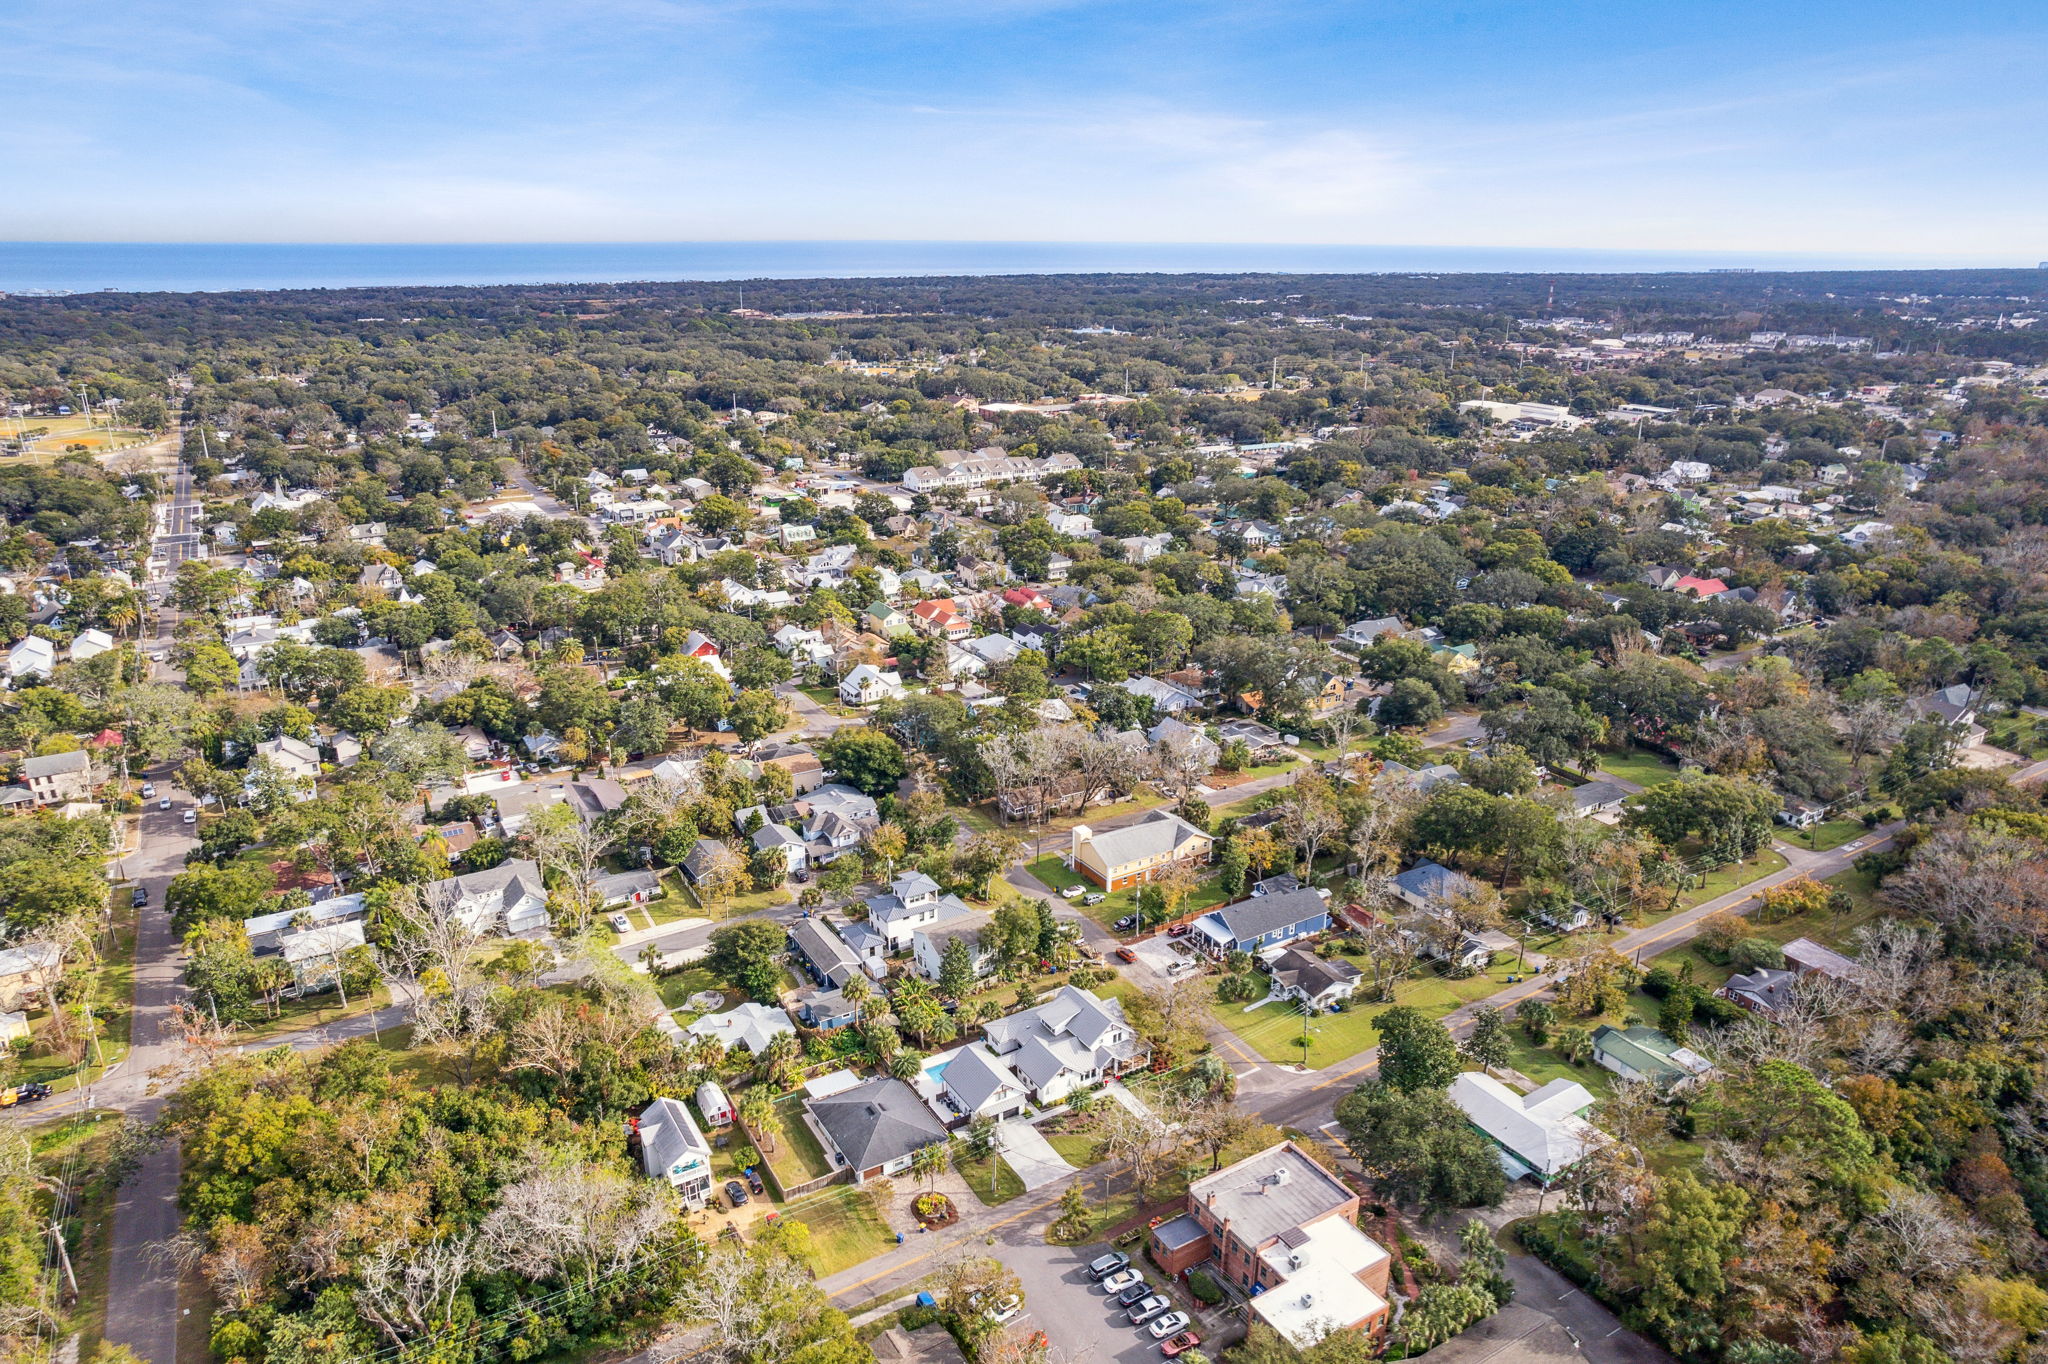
[0,414,150,460]
[3,896,142,1092]
[1220,959,1515,1067]
[1641,864,1891,992]
[1595,748,1682,787]
[1985,713,2048,759]
[656,965,734,1013]
[1787,819,1871,852]
[1675,848,1788,910]
[234,982,393,1043]
[1021,853,1234,931]
[953,1146,1028,1205]
[782,1184,895,1275]
[767,1094,835,1181]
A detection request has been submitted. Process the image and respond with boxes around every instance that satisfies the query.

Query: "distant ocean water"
[0,240,1976,295]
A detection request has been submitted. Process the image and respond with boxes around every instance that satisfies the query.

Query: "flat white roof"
[1250,1216,1390,1348]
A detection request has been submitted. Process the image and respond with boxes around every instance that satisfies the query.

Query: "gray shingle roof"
[807,1078,948,1171]
[1208,887,1329,944]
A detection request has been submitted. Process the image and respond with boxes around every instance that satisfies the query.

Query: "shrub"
[1188,1270,1224,1305]
[1640,966,1676,999]
[1730,937,1787,972]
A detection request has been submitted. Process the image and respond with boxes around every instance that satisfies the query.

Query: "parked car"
[1161,1332,1203,1357]
[985,1295,1022,1325]
[1087,1252,1131,1280]
[1060,885,1085,901]
[140,783,155,798]
[745,1168,764,1195]
[131,886,148,907]
[158,796,171,810]
[1114,915,1138,932]
[609,913,632,933]
[1116,1280,1156,1307]
[724,1179,749,1206]
[1128,1296,1172,1326]
[1115,948,1137,964]
[1083,893,1106,906]
[1148,1313,1191,1340]
[1166,923,1191,937]
[182,809,196,824]
[1099,1269,1140,1295]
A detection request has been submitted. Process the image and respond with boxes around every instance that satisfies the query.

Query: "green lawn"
[235,982,393,1043]
[1787,819,1872,852]
[1494,1037,1616,1100]
[1043,1128,1104,1167]
[657,966,734,1014]
[1220,958,1520,1066]
[1984,713,2048,759]
[767,1094,834,1181]
[1595,748,1681,787]
[782,1185,895,1276]
[954,1147,1028,1205]
[1021,854,1234,931]
[1645,865,1892,992]
[1675,849,1788,910]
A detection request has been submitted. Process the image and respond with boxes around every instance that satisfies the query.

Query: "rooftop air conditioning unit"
[1299,1293,1314,1309]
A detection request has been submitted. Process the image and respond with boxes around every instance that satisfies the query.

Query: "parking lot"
[988,1226,1235,1364]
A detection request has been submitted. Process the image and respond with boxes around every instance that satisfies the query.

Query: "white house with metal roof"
[1448,1072,1605,1185]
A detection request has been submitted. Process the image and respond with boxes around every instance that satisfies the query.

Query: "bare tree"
[478,1161,675,1291]
[1153,727,1215,807]
[527,803,619,930]
[378,878,494,1045]
[671,1245,819,1364]
[354,1233,483,1346]
[1278,780,1343,879]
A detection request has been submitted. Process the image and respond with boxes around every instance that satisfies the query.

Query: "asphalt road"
[100,783,202,1364]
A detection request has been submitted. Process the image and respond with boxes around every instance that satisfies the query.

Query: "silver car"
[1128,1296,1172,1326]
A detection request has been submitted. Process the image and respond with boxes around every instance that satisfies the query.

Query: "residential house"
[788,916,865,989]
[1338,616,1405,650]
[69,629,114,663]
[687,1001,797,1056]
[1905,683,1983,742]
[755,742,827,793]
[695,1080,736,1127]
[899,447,1082,494]
[1148,1142,1392,1347]
[241,893,370,956]
[752,822,808,875]
[839,663,907,707]
[279,920,366,990]
[1267,947,1362,1010]
[8,636,56,683]
[1193,887,1333,958]
[911,910,992,983]
[1591,1025,1714,1089]
[679,837,741,889]
[1117,675,1202,715]
[909,598,971,641]
[1568,779,1632,819]
[1722,965,1800,1013]
[1783,937,1862,983]
[253,733,320,791]
[594,869,661,907]
[1448,1072,1605,1185]
[980,985,1146,1105]
[21,750,91,806]
[924,1043,1030,1124]
[0,941,62,1011]
[1390,861,1514,969]
[863,871,973,952]
[633,1096,715,1208]
[804,1076,949,1182]
[424,859,551,936]
[1068,809,1214,891]
[792,984,859,1030]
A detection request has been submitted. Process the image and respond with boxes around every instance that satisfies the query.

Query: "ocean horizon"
[0,240,2013,296]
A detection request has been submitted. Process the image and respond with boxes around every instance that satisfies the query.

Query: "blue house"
[793,984,859,1030]
[1193,887,1331,958]
[788,916,863,989]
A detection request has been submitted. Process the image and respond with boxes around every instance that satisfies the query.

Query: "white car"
[609,913,633,933]
[985,1295,1022,1325]
[1099,1269,1141,1296]
[158,797,171,810]
[1148,1313,1191,1340]
[1060,885,1086,901]
[182,809,196,824]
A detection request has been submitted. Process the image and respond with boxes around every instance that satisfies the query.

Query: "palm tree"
[738,1090,777,1152]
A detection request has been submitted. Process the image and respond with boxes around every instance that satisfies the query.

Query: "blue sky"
[2,0,2043,260]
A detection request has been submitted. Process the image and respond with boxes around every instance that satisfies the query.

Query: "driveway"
[998,1120,1073,1191]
